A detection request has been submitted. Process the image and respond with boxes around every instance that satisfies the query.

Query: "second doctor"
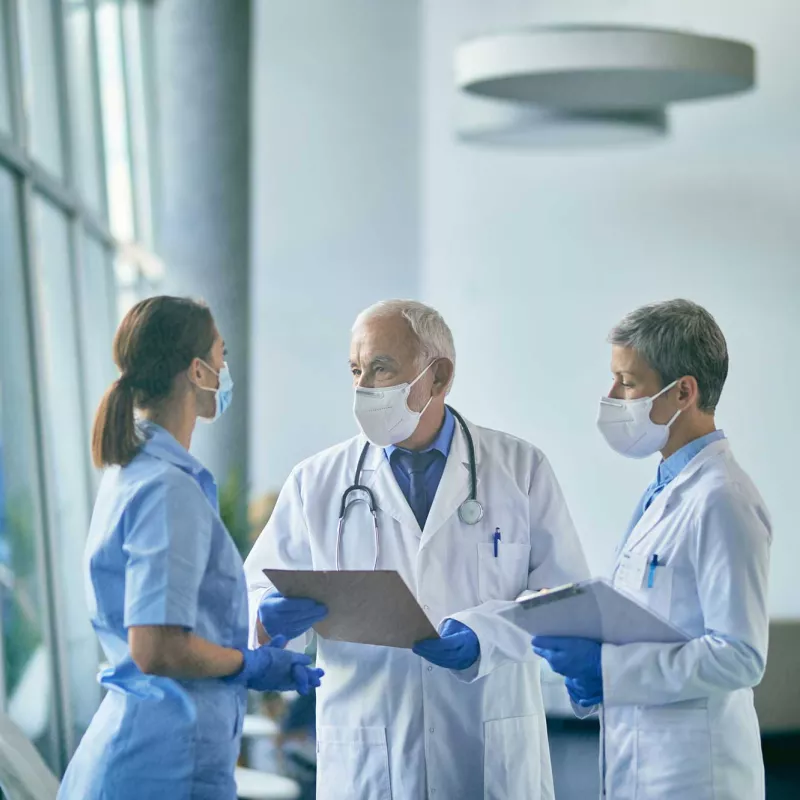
[244,300,588,799]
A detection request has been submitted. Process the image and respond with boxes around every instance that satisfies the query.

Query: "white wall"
[422,0,800,616]
[249,0,421,491]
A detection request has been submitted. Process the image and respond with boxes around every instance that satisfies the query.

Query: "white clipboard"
[265,569,439,649]
[500,577,689,645]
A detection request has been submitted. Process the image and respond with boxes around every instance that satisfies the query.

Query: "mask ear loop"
[403,360,437,416]
[193,359,221,394]
[653,379,682,428]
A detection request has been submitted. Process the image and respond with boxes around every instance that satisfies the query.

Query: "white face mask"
[596,380,681,459]
[353,362,435,447]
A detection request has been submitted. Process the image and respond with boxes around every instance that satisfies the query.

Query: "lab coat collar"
[356,415,481,540]
[624,438,730,552]
[358,438,421,535]
[422,416,481,545]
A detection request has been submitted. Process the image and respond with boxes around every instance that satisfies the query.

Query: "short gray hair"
[353,299,456,387]
[610,299,728,413]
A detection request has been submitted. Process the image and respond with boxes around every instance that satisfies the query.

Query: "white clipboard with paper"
[500,577,689,645]
[264,569,439,650]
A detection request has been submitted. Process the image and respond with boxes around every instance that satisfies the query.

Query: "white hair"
[352,299,456,389]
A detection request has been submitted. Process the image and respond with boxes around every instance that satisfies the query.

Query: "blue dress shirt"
[385,407,456,527]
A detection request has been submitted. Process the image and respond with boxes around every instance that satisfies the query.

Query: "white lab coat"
[244,419,589,800]
[593,439,771,799]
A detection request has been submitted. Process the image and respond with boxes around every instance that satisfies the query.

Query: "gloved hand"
[412,619,480,670]
[227,636,325,695]
[531,636,603,704]
[258,592,328,641]
[565,676,603,708]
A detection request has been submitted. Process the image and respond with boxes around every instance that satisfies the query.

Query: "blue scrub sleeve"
[122,475,213,630]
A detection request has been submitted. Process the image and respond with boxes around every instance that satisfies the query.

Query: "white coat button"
[429,727,434,733]
[427,666,433,672]
[424,605,430,611]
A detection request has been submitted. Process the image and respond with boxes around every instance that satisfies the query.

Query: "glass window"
[0,170,59,769]
[96,0,135,241]
[63,0,104,213]
[19,0,64,176]
[30,195,99,750]
[122,0,153,245]
[114,256,138,320]
[0,0,13,134]
[76,235,117,446]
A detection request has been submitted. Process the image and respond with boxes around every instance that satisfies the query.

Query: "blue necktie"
[395,450,440,529]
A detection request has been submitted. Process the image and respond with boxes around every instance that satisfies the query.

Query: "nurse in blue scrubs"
[59,296,323,800]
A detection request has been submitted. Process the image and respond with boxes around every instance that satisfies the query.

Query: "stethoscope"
[336,405,483,570]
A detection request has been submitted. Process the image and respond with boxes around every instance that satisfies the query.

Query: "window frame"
[0,0,163,770]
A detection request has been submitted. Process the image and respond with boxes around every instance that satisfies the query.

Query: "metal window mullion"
[137,0,160,248]
[87,0,110,226]
[116,0,139,242]
[5,0,27,148]
[16,174,74,773]
[66,215,98,545]
[49,0,75,191]
[0,128,27,174]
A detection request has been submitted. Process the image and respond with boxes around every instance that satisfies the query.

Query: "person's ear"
[675,376,699,409]
[431,358,454,397]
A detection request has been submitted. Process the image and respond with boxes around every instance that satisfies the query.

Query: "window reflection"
[0,170,58,769]
[63,0,104,213]
[31,195,100,750]
[96,0,135,240]
[20,0,64,176]
[0,0,13,134]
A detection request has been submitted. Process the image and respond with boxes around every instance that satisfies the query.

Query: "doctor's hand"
[531,636,603,703]
[227,636,325,695]
[565,676,603,708]
[412,619,480,670]
[258,592,328,642]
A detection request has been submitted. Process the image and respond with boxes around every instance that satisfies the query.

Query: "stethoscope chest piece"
[458,498,484,525]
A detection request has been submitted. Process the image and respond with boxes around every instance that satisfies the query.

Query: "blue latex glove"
[412,619,480,670]
[532,636,603,704]
[226,635,325,694]
[258,592,328,641]
[565,676,603,708]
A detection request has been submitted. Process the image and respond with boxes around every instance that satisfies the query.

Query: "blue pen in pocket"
[647,554,659,588]
[493,528,501,558]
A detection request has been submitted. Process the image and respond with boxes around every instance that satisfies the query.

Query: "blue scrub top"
[59,422,249,800]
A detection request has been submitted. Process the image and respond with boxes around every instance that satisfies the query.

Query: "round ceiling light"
[457,96,667,148]
[456,25,755,110]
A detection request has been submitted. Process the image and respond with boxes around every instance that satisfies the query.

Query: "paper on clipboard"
[501,577,689,645]
[264,569,439,649]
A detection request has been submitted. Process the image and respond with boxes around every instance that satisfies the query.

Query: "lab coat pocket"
[477,543,530,603]
[317,725,391,800]
[644,563,674,620]
[636,706,713,799]
[484,715,543,800]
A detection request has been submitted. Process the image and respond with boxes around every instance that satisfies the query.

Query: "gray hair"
[353,299,456,389]
[610,299,728,413]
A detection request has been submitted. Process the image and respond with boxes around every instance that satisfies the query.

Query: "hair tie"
[117,373,137,390]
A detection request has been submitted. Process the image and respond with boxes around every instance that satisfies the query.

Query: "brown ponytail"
[91,296,216,468]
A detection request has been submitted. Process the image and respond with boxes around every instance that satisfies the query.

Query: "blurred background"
[0,0,798,797]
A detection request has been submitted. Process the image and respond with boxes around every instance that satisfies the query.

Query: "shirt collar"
[656,429,726,486]
[385,406,456,461]
[138,420,210,478]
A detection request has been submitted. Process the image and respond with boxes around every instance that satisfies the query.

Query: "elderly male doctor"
[533,299,772,799]
[244,300,589,799]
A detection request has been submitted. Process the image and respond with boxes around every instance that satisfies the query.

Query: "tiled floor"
[547,720,800,799]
